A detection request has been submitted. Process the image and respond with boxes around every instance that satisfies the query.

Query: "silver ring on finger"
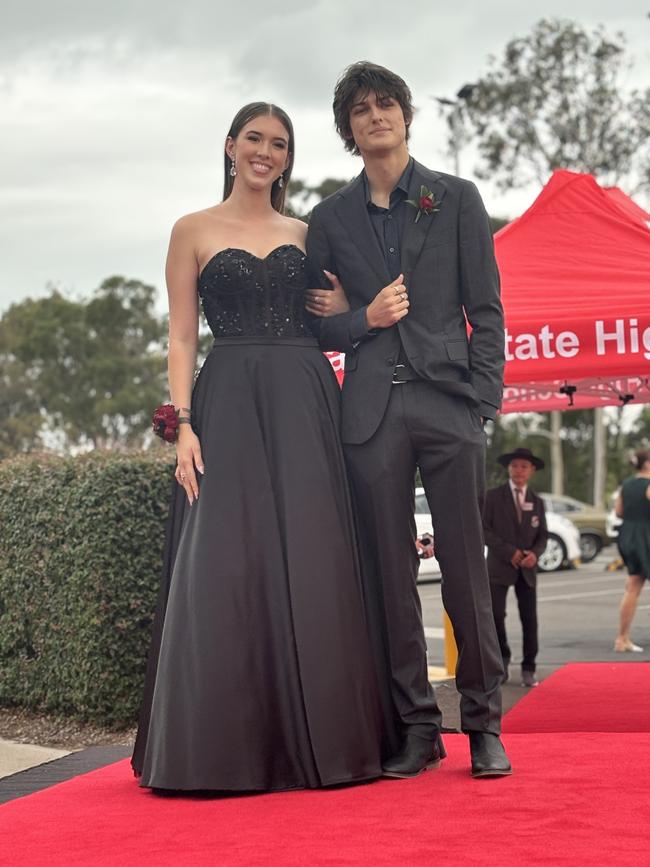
[394,286,400,295]
[180,473,187,480]
[400,292,406,301]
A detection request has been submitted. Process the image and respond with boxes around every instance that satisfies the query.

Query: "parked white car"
[414,488,441,580]
[606,489,622,540]
[538,512,582,572]
[414,487,581,580]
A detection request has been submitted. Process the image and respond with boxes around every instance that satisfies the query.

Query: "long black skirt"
[132,337,383,791]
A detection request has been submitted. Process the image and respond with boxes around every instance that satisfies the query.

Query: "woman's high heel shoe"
[614,638,644,652]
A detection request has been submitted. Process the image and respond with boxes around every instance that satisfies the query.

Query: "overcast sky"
[2,0,649,311]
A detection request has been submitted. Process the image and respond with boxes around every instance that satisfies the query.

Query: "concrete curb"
[0,738,71,780]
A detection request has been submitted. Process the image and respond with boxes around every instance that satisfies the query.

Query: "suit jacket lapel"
[400,161,447,284]
[333,174,390,287]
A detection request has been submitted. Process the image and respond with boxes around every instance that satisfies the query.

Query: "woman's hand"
[304,270,350,318]
[175,426,204,505]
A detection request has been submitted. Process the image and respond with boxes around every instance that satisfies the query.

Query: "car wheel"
[579,533,602,563]
[538,534,567,572]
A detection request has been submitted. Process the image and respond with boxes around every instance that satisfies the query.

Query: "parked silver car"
[540,493,613,562]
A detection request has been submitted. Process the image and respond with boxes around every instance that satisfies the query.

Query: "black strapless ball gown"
[131,245,383,791]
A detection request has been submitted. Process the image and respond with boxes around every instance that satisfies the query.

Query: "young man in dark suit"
[483,447,549,688]
[305,62,510,778]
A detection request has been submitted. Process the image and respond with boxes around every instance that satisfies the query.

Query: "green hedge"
[0,450,175,727]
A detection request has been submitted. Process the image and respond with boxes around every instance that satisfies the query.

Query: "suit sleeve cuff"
[349,306,379,344]
[479,400,498,421]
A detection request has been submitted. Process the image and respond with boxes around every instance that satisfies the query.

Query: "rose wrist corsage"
[152,404,191,443]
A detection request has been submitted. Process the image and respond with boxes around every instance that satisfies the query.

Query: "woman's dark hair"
[632,448,650,470]
[223,102,294,213]
[332,61,414,156]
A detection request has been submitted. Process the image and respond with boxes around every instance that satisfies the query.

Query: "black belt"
[392,363,423,384]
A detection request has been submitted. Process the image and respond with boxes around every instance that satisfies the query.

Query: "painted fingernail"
[198,465,205,474]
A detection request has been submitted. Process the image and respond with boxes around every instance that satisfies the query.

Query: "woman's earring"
[230,158,237,177]
[278,173,284,189]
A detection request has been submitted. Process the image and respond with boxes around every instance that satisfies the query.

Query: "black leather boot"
[382,734,446,779]
[469,732,512,778]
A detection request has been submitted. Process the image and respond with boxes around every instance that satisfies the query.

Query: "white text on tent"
[504,319,650,362]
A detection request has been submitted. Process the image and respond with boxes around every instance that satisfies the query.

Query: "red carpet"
[503,663,650,733]
[1,733,649,865]
[3,664,650,865]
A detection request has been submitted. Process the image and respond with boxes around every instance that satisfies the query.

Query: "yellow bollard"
[443,610,458,676]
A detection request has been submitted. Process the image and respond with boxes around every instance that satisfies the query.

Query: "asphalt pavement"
[420,549,648,668]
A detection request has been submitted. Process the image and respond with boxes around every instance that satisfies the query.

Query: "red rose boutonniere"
[406,185,440,223]
[152,404,180,443]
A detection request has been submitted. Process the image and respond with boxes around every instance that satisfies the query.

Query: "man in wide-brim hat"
[497,447,545,471]
[482,446,548,687]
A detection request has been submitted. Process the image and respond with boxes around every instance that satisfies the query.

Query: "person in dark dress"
[131,102,383,792]
[614,448,650,653]
[483,447,548,688]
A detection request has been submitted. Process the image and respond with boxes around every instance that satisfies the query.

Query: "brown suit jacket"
[483,483,548,587]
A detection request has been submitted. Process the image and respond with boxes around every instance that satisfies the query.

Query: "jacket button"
[386,357,395,366]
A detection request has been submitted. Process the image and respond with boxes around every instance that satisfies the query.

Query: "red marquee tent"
[603,186,650,230]
[495,170,650,413]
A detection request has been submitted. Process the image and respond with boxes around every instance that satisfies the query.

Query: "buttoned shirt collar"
[363,156,414,207]
[509,479,528,499]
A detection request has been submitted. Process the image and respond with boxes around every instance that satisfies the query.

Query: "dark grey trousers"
[490,575,539,673]
[344,381,504,740]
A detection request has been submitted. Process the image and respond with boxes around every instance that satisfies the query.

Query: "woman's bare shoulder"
[280,215,308,246]
[171,205,224,234]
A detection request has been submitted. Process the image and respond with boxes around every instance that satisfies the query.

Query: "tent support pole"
[550,410,564,495]
[592,407,606,509]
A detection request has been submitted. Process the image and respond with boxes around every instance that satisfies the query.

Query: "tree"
[0,354,43,458]
[0,278,166,454]
[81,277,167,447]
[607,406,650,494]
[489,216,509,234]
[287,178,351,220]
[461,18,650,194]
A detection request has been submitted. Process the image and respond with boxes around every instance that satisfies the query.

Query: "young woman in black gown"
[131,103,384,792]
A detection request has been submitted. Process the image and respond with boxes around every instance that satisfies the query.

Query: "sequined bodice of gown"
[132,243,385,792]
[197,244,312,339]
